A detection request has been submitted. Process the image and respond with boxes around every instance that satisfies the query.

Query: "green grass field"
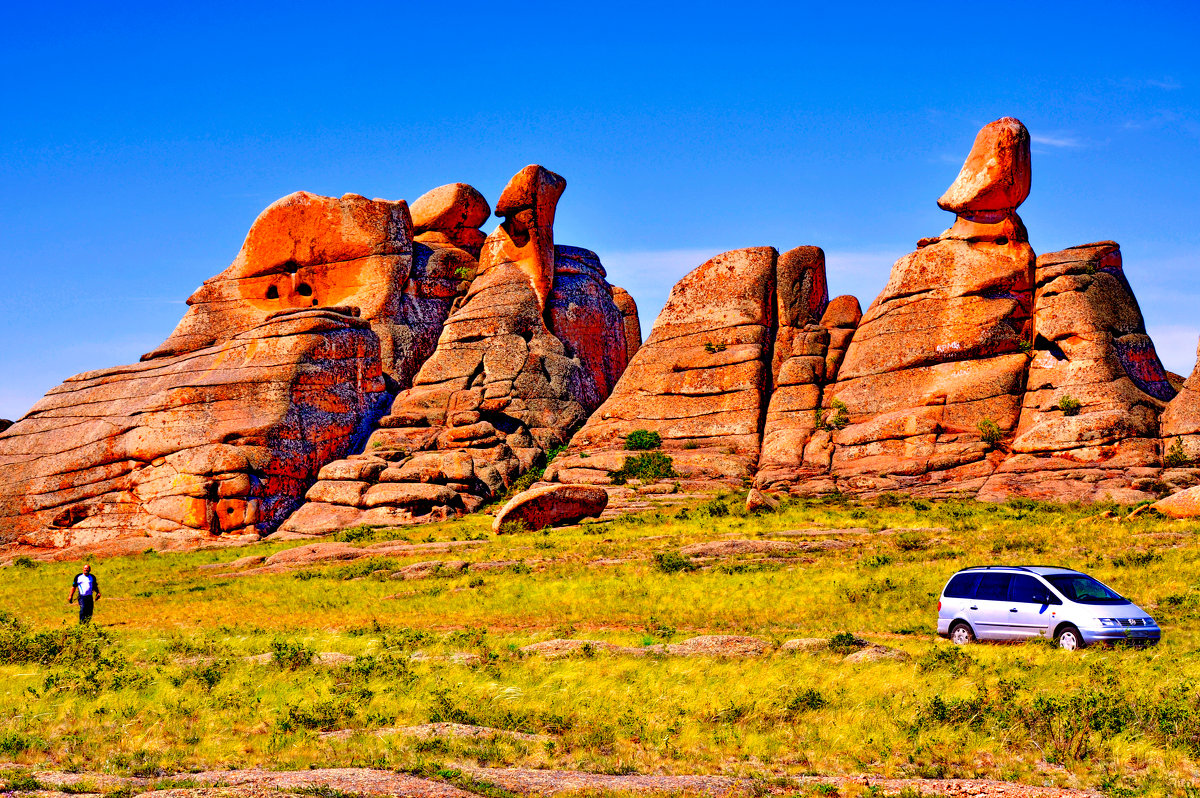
[3,493,1200,796]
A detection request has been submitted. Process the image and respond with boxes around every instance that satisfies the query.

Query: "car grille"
[1116,618,1149,627]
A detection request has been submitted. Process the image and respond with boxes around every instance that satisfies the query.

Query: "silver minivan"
[937,566,1160,650]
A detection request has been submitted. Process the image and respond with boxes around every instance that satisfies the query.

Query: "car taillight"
[937,600,942,611]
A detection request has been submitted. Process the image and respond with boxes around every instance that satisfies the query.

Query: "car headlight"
[1098,618,1122,627]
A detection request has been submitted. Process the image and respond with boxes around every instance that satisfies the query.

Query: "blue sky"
[2,1,1199,419]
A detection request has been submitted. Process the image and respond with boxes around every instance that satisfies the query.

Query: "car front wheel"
[1056,625,1084,651]
[949,622,975,646]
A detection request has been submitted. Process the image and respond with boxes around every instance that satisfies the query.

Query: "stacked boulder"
[278,166,639,534]
[821,118,1035,496]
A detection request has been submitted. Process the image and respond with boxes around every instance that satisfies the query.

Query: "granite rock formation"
[548,116,1196,508]
[2,164,640,548]
[278,167,638,534]
[0,309,388,547]
[492,484,609,533]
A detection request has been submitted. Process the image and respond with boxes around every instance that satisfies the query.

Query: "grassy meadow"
[3,493,1200,796]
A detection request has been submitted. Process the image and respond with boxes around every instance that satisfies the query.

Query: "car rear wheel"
[949,621,975,646]
[1056,625,1084,651]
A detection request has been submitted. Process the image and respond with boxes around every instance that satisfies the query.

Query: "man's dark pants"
[78,595,94,624]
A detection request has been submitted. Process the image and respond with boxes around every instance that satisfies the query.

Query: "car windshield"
[1044,574,1129,605]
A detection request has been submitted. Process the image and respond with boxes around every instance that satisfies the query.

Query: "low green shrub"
[623,429,662,450]
[270,638,315,670]
[611,451,677,484]
[1165,437,1194,468]
[653,551,694,573]
[977,418,1003,447]
[1057,394,1082,416]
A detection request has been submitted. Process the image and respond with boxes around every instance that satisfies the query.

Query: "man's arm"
[92,577,100,601]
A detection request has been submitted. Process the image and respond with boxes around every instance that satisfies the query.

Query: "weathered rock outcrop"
[548,247,781,486]
[0,186,476,548]
[279,167,636,534]
[821,118,1035,495]
[548,116,1200,507]
[0,309,388,547]
[978,242,1174,502]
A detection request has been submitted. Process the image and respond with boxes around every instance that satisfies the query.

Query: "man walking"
[67,564,101,624]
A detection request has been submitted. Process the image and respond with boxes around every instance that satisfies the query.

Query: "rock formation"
[977,242,1175,502]
[0,309,388,547]
[11,116,1200,549]
[548,116,1198,507]
[548,247,781,487]
[278,166,637,535]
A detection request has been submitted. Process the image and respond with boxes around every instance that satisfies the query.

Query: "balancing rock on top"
[819,118,1036,494]
[479,165,567,317]
[411,182,491,258]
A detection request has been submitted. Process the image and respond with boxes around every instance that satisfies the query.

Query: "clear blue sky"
[3,1,1199,419]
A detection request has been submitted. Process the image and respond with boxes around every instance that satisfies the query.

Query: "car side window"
[975,573,1012,601]
[944,573,979,598]
[1010,574,1052,604]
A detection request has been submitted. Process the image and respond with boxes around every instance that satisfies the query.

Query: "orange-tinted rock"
[1151,486,1200,518]
[611,286,643,359]
[0,309,388,547]
[937,117,1031,216]
[550,247,778,484]
[492,483,608,532]
[411,183,491,258]
[280,236,611,533]
[756,247,832,489]
[141,191,468,391]
[479,165,566,315]
[820,295,861,381]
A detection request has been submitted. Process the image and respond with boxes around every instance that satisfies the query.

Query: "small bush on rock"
[828,631,866,655]
[624,429,662,450]
[1057,395,1082,416]
[1165,437,1194,468]
[611,451,678,484]
[815,399,851,431]
[977,419,1003,447]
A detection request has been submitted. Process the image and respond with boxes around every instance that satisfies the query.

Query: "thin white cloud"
[1031,133,1084,149]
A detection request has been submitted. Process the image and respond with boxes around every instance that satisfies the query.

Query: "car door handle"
[1009,608,1019,613]
[969,605,978,610]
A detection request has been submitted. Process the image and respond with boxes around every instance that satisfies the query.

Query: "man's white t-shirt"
[74,574,95,597]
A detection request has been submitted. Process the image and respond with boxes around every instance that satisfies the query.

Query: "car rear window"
[975,573,1012,601]
[943,573,979,598]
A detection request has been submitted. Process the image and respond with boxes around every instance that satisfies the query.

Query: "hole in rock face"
[311,299,318,306]
[266,285,279,299]
[297,283,313,297]
[282,260,300,274]
[995,236,1008,245]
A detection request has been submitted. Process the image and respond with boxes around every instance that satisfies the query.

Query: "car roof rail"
[960,565,1034,573]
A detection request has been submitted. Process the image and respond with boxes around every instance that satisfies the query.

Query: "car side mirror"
[1036,593,1061,606]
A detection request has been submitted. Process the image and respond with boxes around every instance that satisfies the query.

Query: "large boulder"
[492,483,608,532]
[411,182,491,258]
[0,309,389,547]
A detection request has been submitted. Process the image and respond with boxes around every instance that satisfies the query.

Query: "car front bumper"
[1081,628,1160,645]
